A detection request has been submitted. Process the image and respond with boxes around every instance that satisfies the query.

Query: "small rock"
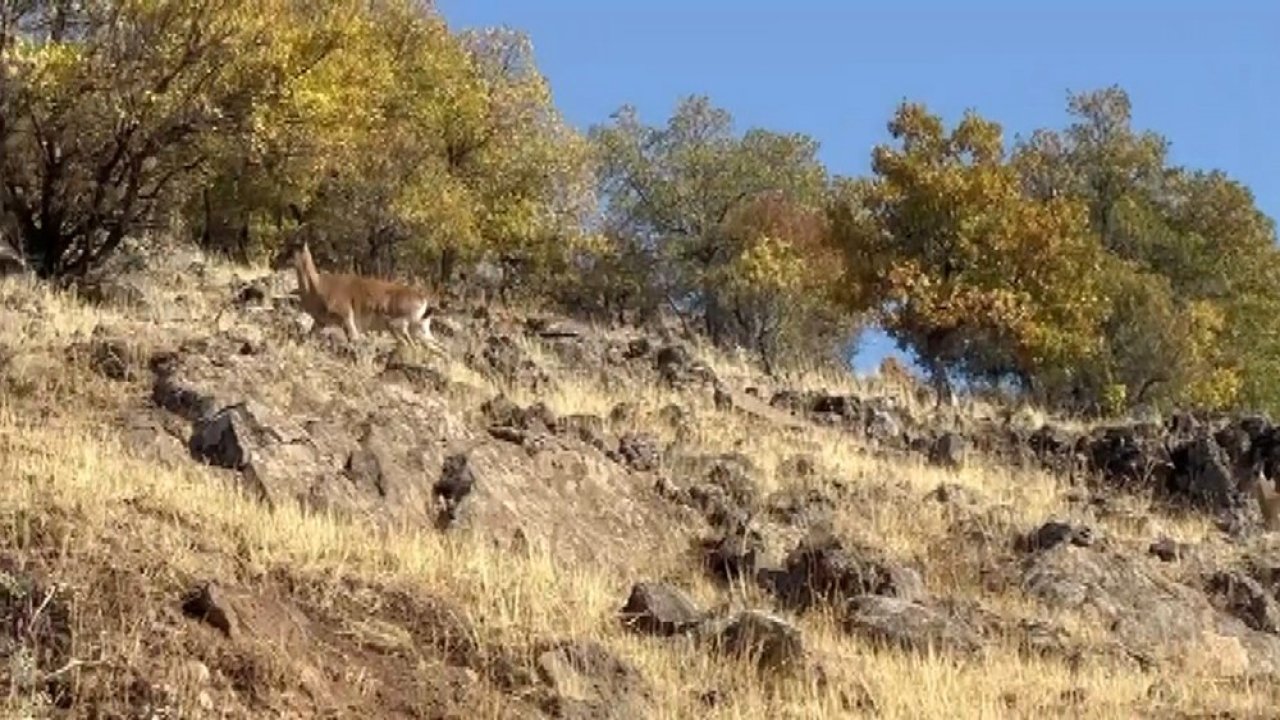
[534,639,652,719]
[619,582,703,637]
[609,402,638,426]
[181,583,236,638]
[434,452,476,522]
[707,610,806,673]
[928,432,968,469]
[771,532,924,610]
[1020,521,1097,552]
[701,523,765,583]
[713,384,733,411]
[623,338,652,360]
[481,394,525,428]
[1206,571,1280,634]
[616,433,661,472]
[1148,536,1185,563]
[843,595,983,656]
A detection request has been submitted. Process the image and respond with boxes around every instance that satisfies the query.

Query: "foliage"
[1010,87,1280,415]
[190,7,594,291]
[0,0,318,278]
[590,95,852,369]
[829,102,1108,399]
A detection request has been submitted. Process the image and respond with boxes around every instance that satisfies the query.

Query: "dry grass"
[0,261,1270,719]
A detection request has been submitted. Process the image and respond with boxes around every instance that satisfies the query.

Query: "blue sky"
[437,0,1279,374]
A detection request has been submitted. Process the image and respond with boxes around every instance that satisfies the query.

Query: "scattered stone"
[616,433,661,472]
[380,360,449,393]
[1148,537,1186,563]
[1206,571,1280,634]
[618,582,703,637]
[558,413,615,453]
[928,432,968,469]
[181,583,236,638]
[609,402,638,426]
[533,639,652,720]
[704,610,806,673]
[1019,521,1098,552]
[843,595,983,656]
[701,523,765,583]
[1168,434,1237,510]
[770,533,924,610]
[434,452,476,523]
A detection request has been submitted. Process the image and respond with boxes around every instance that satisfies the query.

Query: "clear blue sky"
[437,0,1279,374]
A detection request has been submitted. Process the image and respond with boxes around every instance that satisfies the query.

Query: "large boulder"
[1020,543,1280,671]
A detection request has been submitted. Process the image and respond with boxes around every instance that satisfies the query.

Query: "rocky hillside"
[3,240,1280,719]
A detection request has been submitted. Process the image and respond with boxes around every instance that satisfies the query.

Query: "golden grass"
[0,259,1269,718]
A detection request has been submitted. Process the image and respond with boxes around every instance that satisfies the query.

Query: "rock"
[533,640,652,720]
[928,432,968,469]
[768,389,818,416]
[654,344,715,388]
[609,402,638,426]
[864,404,904,446]
[72,332,146,382]
[770,533,924,611]
[701,523,765,583]
[0,241,26,276]
[434,452,476,524]
[765,486,836,528]
[1168,434,1238,509]
[1019,521,1099,552]
[622,338,651,361]
[558,414,615,453]
[1206,571,1280,634]
[616,433,661,472]
[476,335,549,390]
[843,595,983,656]
[618,583,703,637]
[703,610,806,673]
[669,453,759,528]
[1021,544,1280,671]
[380,360,449,393]
[187,401,325,509]
[1148,537,1187,563]
[1085,425,1174,491]
[181,582,237,637]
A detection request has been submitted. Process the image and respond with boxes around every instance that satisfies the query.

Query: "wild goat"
[1250,465,1280,532]
[282,242,438,347]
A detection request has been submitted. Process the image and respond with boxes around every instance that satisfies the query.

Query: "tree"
[1011,86,1280,414]
[190,10,593,296]
[0,0,330,278]
[830,102,1108,403]
[590,95,848,368]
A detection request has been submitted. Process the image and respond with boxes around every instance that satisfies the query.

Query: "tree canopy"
[3,6,1278,416]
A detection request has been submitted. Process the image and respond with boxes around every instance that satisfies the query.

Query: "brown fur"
[1251,466,1280,532]
[290,242,437,347]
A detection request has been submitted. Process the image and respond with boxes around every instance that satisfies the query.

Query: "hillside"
[0,240,1278,719]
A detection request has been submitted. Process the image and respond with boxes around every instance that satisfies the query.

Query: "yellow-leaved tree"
[829,102,1108,403]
